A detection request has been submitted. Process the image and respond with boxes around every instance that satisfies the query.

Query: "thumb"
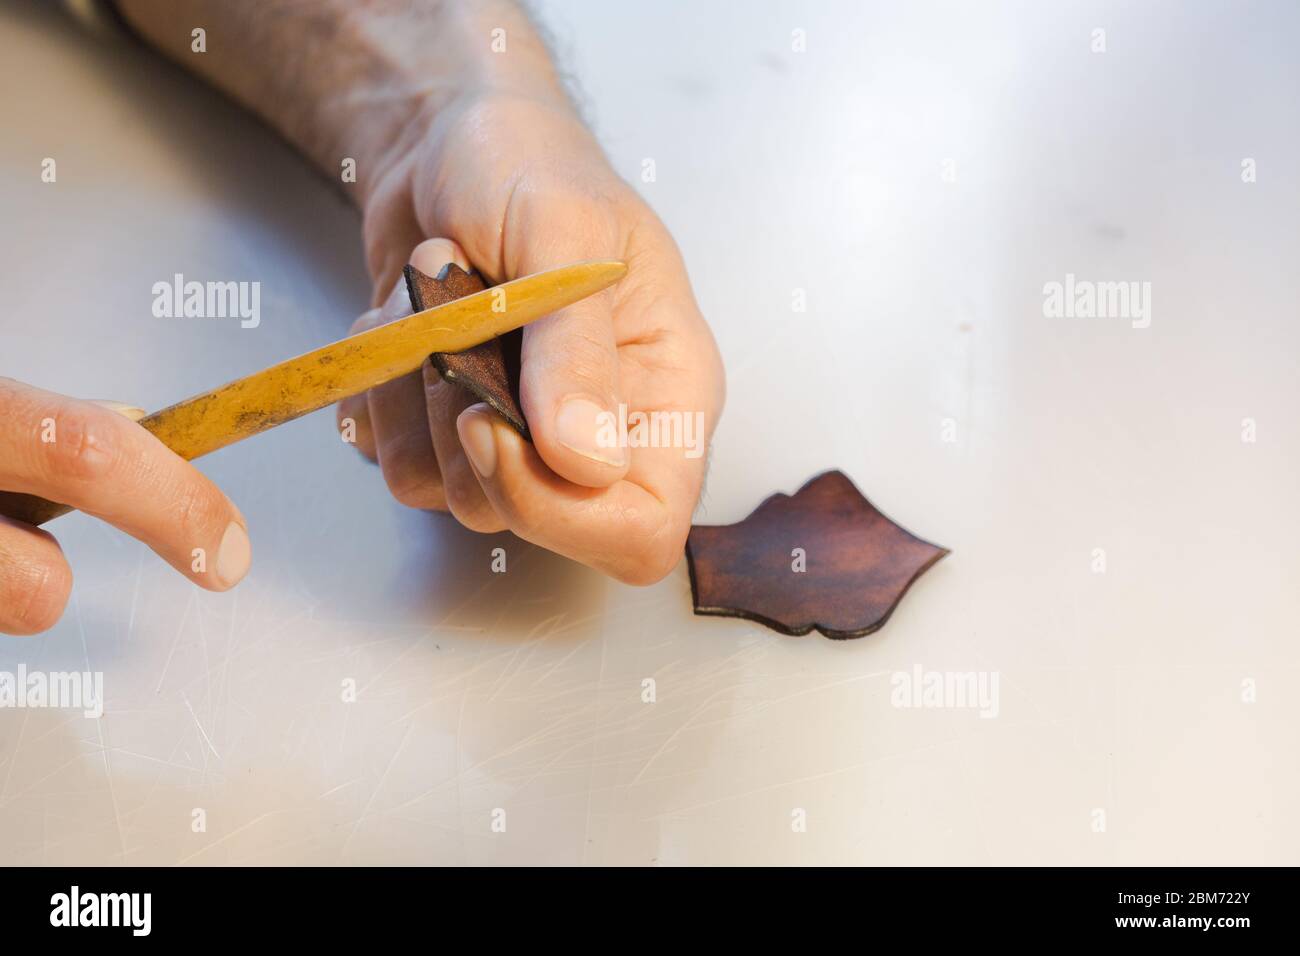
[520,293,627,487]
[514,212,629,488]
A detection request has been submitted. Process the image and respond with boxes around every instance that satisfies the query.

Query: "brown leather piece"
[404,263,530,439]
[686,470,948,639]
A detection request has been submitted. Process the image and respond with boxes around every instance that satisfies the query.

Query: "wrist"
[339,1,572,205]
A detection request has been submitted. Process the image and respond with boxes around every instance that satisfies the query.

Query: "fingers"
[361,238,474,511]
[424,369,506,533]
[336,392,377,462]
[369,371,446,509]
[520,292,628,489]
[0,516,72,635]
[387,238,503,532]
[337,312,382,462]
[362,166,429,306]
[456,405,686,584]
[364,288,445,509]
[0,378,251,593]
[510,199,631,489]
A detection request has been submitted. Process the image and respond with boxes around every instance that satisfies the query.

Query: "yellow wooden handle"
[0,259,627,528]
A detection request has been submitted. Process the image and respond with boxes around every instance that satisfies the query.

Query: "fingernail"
[88,400,147,422]
[555,396,624,466]
[215,522,251,588]
[458,406,497,479]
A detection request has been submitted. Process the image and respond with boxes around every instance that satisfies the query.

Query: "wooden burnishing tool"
[1,260,627,527]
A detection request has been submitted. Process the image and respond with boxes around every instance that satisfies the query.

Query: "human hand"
[339,91,725,584]
[0,379,251,635]
[114,0,725,584]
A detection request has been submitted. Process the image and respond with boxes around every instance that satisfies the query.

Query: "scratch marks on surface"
[338,719,415,861]
[182,694,222,762]
[153,589,196,694]
[74,593,126,863]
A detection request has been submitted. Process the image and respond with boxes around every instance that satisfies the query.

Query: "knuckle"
[170,478,221,534]
[379,441,444,509]
[561,332,617,382]
[530,331,617,404]
[386,469,444,510]
[507,165,624,249]
[44,409,120,483]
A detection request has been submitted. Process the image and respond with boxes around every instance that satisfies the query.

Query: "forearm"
[115,0,569,204]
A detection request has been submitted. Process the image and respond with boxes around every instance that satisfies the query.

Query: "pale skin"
[0,0,723,634]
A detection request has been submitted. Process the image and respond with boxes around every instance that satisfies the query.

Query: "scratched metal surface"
[1,0,1297,865]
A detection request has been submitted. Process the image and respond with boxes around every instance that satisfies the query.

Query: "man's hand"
[118,0,725,584]
[340,92,724,583]
[0,379,250,635]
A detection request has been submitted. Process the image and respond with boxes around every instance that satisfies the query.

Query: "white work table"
[1,0,1296,865]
